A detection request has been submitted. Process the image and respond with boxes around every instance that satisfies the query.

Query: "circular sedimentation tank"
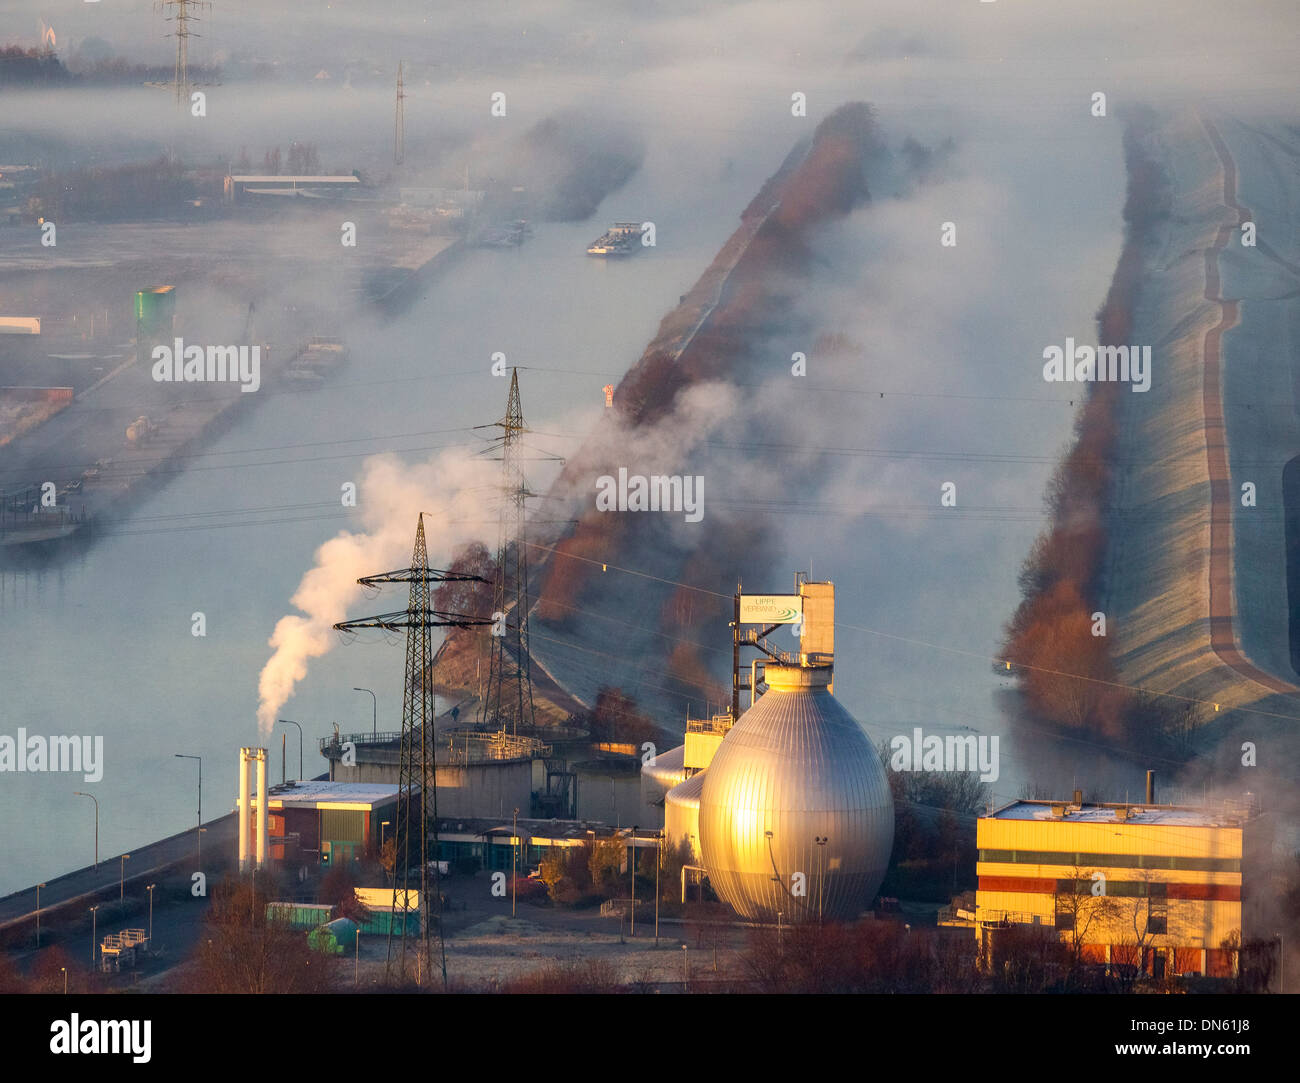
[697,663,893,922]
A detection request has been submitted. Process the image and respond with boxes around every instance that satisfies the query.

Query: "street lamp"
[146,883,156,942]
[89,904,99,969]
[60,967,67,995]
[630,825,638,938]
[814,835,828,924]
[36,882,45,949]
[173,754,202,858]
[512,808,519,918]
[353,688,377,738]
[120,854,130,903]
[654,832,661,945]
[73,792,98,870]
[278,720,303,780]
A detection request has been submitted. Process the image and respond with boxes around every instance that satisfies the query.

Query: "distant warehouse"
[223,174,360,203]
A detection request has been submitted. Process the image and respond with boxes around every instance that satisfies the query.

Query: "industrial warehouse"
[972,786,1267,980]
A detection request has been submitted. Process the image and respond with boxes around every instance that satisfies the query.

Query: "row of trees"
[536,835,694,908]
[567,685,660,746]
[999,107,1180,751]
[879,742,987,900]
[232,143,322,176]
[26,158,213,222]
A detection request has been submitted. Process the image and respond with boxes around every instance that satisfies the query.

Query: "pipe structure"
[238,747,252,871]
[255,748,269,868]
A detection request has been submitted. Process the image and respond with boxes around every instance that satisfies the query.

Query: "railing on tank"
[686,715,734,736]
[319,732,403,756]
[443,729,552,764]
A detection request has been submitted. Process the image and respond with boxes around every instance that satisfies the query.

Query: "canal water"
[0,84,1126,895]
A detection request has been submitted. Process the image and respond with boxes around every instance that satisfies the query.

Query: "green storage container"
[266,902,333,929]
[358,909,420,936]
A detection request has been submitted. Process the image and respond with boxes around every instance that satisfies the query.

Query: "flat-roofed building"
[975,794,1267,979]
[251,779,400,868]
[223,174,360,202]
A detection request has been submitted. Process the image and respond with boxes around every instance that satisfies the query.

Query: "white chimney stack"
[255,748,269,868]
[238,747,252,871]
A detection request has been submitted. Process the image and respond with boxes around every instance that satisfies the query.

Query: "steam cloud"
[254,445,504,737]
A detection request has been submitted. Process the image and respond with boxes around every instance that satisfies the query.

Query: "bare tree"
[1054,865,1122,968]
[174,877,340,993]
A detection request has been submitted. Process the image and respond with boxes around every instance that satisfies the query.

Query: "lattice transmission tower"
[395,60,406,165]
[333,514,490,987]
[157,0,210,107]
[477,369,538,738]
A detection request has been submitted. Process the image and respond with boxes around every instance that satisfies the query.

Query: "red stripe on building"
[1168,882,1239,901]
[978,877,1240,901]
[979,876,1056,894]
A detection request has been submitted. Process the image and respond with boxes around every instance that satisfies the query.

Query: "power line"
[520,539,1300,725]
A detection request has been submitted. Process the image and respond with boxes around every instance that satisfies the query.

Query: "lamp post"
[814,835,828,924]
[61,967,67,995]
[146,883,156,941]
[512,808,519,918]
[73,792,98,869]
[654,832,661,945]
[36,882,45,949]
[120,854,130,903]
[353,687,377,738]
[89,905,99,969]
[630,825,638,938]
[174,754,202,859]
[278,720,303,780]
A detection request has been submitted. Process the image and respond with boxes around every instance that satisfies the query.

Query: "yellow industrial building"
[975,793,1266,978]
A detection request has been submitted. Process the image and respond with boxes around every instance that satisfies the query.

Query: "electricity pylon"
[333,514,490,987]
[157,0,211,107]
[478,369,537,738]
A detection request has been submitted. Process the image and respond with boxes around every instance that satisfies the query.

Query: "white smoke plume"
[254,444,504,737]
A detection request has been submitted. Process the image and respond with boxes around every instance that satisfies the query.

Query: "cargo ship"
[476,219,532,248]
[586,221,642,257]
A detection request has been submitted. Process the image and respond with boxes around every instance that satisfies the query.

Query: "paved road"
[0,812,235,933]
[1198,112,1297,695]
